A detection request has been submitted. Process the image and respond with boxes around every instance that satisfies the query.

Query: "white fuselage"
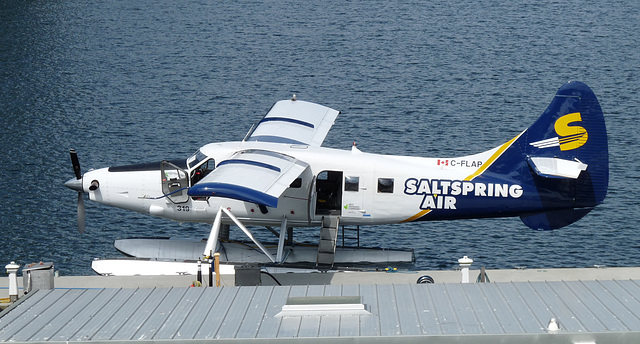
[68,82,609,233]
[81,140,503,227]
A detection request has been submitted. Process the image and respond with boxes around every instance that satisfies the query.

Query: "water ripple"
[1,0,638,275]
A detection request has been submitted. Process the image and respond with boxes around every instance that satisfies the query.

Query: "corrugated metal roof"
[1,280,640,342]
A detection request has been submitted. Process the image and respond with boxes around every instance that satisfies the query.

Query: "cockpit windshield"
[187,150,208,170]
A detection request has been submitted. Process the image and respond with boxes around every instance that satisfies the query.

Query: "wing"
[187,149,309,208]
[246,98,340,146]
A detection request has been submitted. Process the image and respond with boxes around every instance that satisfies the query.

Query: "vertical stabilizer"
[517,81,608,229]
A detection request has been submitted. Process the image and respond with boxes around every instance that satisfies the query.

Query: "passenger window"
[290,178,302,188]
[345,176,359,191]
[377,178,394,193]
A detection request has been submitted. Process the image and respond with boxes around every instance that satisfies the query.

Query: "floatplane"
[66,81,608,275]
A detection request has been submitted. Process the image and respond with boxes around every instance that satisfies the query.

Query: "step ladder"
[317,216,340,267]
[341,225,360,247]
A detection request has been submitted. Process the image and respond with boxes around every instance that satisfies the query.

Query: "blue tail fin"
[480,81,608,229]
[518,81,609,229]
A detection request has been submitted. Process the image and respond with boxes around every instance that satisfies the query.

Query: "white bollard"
[5,261,20,302]
[458,256,473,283]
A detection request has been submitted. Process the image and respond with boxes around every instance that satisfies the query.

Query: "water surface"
[1,0,639,275]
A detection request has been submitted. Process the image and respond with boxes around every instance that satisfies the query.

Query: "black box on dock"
[22,262,54,294]
[234,265,261,286]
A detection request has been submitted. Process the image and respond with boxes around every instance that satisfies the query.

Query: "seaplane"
[66,81,608,275]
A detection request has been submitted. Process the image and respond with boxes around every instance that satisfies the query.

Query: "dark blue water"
[2,0,639,276]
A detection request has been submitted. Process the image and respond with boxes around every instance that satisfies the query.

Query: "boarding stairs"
[317,216,340,267]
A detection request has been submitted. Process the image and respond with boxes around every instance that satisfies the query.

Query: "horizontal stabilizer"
[527,156,588,179]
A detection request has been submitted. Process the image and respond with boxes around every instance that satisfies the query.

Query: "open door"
[161,160,189,203]
[308,175,317,224]
[315,170,342,216]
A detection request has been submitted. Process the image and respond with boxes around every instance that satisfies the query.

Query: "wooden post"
[214,252,221,287]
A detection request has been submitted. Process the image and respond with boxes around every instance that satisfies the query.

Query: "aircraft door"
[315,171,342,216]
[308,175,316,225]
[161,160,189,203]
[342,175,365,218]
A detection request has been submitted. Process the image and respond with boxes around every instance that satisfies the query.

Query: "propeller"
[67,149,85,234]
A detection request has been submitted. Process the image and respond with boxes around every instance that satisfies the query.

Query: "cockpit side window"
[190,158,214,185]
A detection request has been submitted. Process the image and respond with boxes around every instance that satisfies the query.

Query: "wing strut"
[203,207,275,263]
[276,216,287,263]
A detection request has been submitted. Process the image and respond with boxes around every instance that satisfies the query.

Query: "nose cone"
[65,178,84,192]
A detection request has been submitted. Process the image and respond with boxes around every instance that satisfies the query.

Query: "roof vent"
[547,317,560,332]
[275,296,370,317]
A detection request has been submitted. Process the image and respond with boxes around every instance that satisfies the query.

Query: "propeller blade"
[69,149,86,234]
[77,192,85,234]
[70,149,82,180]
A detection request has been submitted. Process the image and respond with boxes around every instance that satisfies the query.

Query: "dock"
[2,266,640,343]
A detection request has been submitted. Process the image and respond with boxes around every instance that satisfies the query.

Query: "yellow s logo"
[554,112,588,151]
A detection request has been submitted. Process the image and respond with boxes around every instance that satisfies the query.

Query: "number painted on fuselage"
[436,159,483,167]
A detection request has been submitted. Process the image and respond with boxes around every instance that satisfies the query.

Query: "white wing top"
[188,149,309,208]
[246,99,339,146]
